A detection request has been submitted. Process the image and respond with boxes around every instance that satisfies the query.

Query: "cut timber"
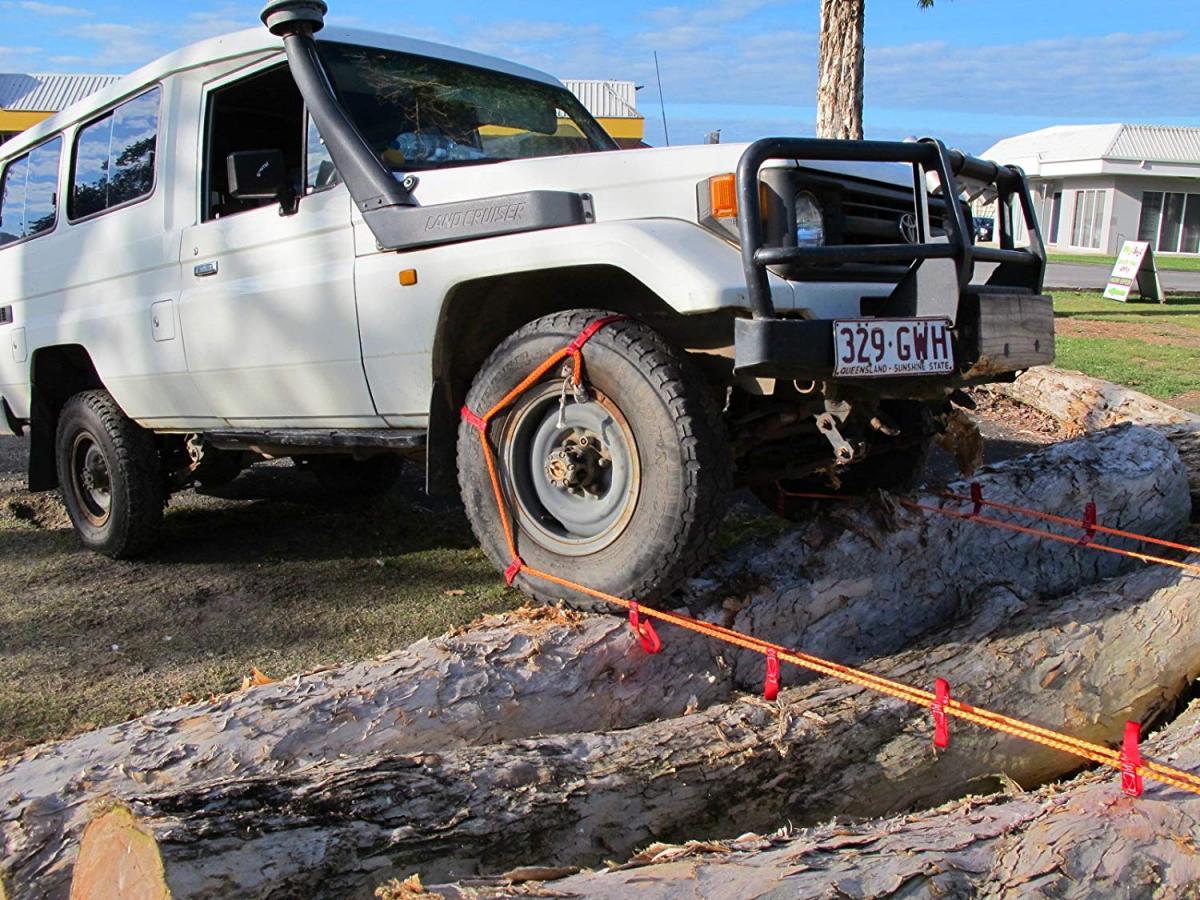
[989,367,1200,504]
[992,366,1200,432]
[0,426,1190,897]
[960,292,1056,377]
[466,700,1200,899]
[36,555,1200,898]
[69,807,168,900]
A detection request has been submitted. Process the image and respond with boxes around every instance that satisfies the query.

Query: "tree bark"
[461,700,1200,899]
[46,555,1200,899]
[816,0,865,139]
[989,366,1200,502]
[2,427,1190,898]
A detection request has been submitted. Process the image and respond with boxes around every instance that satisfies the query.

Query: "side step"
[204,428,427,455]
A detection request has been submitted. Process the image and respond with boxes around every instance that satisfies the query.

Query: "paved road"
[1045,262,1200,293]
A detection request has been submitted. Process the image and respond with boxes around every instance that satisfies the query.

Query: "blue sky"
[1,0,1197,153]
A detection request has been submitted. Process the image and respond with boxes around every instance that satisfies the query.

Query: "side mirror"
[227,150,287,200]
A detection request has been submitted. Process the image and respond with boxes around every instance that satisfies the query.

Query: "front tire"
[458,311,731,612]
[55,390,165,558]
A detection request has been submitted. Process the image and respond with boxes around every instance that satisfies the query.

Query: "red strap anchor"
[1121,720,1144,797]
[628,601,662,654]
[461,405,487,433]
[504,558,524,586]
[763,649,780,701]
[932,678,951,750]
[566,314,628,354]
[1078,502,1098,546]
[968,483,984,518]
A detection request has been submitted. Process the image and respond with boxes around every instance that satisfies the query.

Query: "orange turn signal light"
[709,174,738,219]
[399,269,418,287]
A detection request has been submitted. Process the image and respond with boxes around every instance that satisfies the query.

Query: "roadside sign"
[1104,241,1164,303]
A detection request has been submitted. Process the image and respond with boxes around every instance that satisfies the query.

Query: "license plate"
[832,318,955,377]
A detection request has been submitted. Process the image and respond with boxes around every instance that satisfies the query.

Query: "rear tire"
[458,310,731,613]
[55,390,164,558]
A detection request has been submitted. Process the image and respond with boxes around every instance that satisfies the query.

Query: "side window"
[305,116,338,192]
[0,157,29,246]
[25,138,64,237]
[70,87,160,221]
[0,136,63,247]
[205,65,304,221]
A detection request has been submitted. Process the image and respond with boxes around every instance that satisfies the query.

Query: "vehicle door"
[177,58,380,427]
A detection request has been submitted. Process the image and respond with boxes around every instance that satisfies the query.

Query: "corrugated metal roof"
[1106,124,1200,163]
[984,123,1200,166]
[0,73,123,113]
[562,80,640,119]
[983,124,1124,165]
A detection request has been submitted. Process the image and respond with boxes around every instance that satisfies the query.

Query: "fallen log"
[47,551,1200,899]
[458,700,1200,899]
[718,422,1191,687]
[1,427,1189,897]
[992,366,1200,431]
[990,366,1200,502]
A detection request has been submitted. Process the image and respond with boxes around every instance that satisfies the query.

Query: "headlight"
[795,191,825,247]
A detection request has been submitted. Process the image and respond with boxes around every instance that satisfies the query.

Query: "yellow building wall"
[595,116,644,141]
[0,110,51,133]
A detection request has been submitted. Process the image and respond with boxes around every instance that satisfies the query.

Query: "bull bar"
[733,137,1051,379]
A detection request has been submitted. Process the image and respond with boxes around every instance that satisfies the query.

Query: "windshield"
[317,42,617,172]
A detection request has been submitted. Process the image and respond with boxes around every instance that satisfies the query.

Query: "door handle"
[194,261,219,278]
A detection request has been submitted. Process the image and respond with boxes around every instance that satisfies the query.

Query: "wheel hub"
[71,435,113,526]
[502,384,640,557]
[543,433,610,496]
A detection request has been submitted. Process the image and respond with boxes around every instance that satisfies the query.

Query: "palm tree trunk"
[816,0,865,139]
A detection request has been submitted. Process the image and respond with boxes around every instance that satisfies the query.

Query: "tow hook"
[556,364,592,427]
[815,409,856,464]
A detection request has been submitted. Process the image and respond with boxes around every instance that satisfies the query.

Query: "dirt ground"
[0,399,1062,755]
[1055,316,1200,349]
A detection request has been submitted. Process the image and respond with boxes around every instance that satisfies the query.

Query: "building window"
[1069,189,1106,250]
[1183,195,1200,255]
[0,135,63,247]
[69,87,161,221]
[1138,191,1200,254]
[1048,191,1063,244]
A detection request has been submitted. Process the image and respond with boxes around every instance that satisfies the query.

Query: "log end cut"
[69,805,170,900]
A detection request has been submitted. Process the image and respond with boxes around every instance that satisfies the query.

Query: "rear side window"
[70,87,161,221]
[0,136,64,247]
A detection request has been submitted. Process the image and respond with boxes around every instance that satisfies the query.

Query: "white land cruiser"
[0,0,1053,610]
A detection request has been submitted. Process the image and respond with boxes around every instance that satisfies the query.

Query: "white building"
[983,124,1200,257]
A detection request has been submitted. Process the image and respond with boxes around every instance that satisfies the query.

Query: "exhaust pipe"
[260,0,415,227]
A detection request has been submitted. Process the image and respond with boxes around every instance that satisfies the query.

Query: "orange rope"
[937,489,1200,556]
[462,319,1200,799]
[772,486,1200,577]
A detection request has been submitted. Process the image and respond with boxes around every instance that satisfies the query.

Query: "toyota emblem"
[898,212,919,244]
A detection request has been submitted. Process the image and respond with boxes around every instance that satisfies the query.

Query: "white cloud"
[0,44,44,69]
[0,1,91,16]
[71,23,163,69]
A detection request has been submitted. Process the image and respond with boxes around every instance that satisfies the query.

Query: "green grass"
[1053,291,1200,330]
[1046,251,1200,272]
[1050,291,1200,410]
[1053,337,1200,403]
